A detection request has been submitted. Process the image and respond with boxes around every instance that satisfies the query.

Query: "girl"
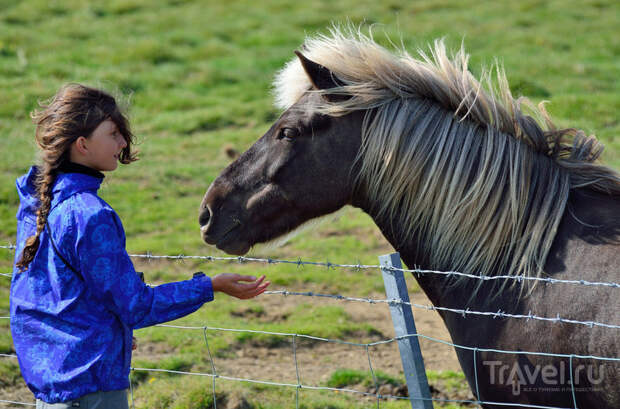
[10,84,270,409]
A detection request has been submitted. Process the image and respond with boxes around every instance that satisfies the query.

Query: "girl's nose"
[119,138,128,149]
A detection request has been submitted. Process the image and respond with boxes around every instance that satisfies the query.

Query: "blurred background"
[1,1,618,407]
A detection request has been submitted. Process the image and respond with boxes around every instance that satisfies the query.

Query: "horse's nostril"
[199,206,212,227]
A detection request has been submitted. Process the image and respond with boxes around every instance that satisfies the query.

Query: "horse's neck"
[353,197,467,309]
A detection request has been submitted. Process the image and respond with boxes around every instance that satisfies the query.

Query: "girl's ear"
[74,136,89,156]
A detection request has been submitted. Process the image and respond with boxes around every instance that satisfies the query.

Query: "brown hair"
[16,83,138,271]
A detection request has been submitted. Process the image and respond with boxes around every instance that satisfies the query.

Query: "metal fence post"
[379,252,434,409]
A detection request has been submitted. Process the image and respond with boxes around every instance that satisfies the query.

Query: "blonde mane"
[273,27,620,284]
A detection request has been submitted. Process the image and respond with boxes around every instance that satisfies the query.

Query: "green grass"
[0,360,21,388]
[327,369,402,389]
[1,0,618,407]
[325,369,470,408]
[132,371,469,409]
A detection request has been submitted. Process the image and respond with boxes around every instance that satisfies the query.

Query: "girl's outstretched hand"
[211,274,270,299]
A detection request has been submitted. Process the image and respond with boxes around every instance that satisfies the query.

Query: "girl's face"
[73,119,128,171]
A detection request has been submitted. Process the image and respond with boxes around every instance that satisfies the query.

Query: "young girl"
[10,83,270,409]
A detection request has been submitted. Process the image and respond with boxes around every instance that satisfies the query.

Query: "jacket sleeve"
[75,207,214,329]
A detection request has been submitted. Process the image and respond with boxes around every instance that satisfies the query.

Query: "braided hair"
[16,84,137,271]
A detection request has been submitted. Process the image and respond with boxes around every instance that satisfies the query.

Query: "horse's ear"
[295,51,347,101]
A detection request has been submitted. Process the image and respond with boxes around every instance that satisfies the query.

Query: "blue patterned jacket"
[10,166,214,403]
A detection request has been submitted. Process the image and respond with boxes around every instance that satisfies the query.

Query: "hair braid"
[16,162,58,271]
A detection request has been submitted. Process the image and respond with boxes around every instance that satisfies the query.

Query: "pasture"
[1,0,618,407]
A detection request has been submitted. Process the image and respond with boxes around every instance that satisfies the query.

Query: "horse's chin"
[215,240,251,256]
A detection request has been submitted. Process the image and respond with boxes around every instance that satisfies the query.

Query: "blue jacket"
[10,166,214,403]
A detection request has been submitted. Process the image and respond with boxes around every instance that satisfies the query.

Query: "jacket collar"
[51,164,105,210]
[58,161,105,179]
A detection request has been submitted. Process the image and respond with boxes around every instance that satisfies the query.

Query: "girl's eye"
[278,127,299,141]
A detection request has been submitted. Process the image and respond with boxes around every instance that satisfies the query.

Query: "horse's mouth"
[201,221,251,255]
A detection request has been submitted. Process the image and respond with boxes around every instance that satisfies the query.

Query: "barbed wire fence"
[1,244,619,409]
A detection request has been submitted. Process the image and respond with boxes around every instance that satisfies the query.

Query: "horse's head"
[199,53,362,255]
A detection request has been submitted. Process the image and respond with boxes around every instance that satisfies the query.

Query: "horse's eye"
[278,127,298,141]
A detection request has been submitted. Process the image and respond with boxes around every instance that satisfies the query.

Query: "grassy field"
[0,0,618,407]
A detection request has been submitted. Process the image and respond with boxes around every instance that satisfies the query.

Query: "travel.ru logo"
[483,360,605,395]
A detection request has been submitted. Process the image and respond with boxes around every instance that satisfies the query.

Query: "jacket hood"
[16,166,104,223]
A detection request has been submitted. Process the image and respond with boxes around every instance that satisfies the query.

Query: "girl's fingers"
[234,276,266,290]
[257,283,270,293]
[235,281,270,299]
[250,275,266,285]
[236,274,264,282]
[246,275,265,286]
[247,281,270,296]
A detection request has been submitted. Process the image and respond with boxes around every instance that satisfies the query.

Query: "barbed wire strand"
[2,286,617,330]
[2,245,619,290]
[262,290,620,330]
[2,312,617,360]
[4,318,615,362]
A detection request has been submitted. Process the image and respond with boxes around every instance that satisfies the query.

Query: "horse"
[199,28,620,408]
